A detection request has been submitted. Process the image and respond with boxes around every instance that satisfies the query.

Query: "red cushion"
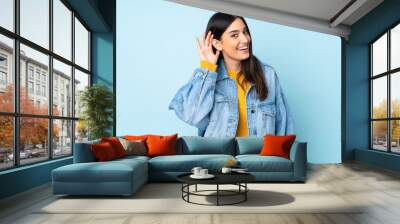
[146,134,178,157]
[259,135,296,159]
[91,142,117,161]
[124,135,150,141]
[101,137,127,158]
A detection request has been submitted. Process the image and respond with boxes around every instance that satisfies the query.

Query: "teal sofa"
[52,136,307,196]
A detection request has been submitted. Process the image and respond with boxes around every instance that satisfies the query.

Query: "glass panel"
[0,34,14,112]
[20,117,49,165]
[372,77,387,119]
[391,24,400,70]
[74,69,89,118]
[53,0,72,60]
[372,33,387,76]
[20,0,49,49]
[53,59,72,117]
[53,119,72,157]
[0,0,14,31]
[391,120,400,153]
[75,120,88,143]
[20,44,49,115]
[74,17,89,70]
[372,121,388,151]
[392,72,400,118]
[0,116,13,170]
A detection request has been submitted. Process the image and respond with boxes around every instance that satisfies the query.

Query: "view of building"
[0,40,85,167]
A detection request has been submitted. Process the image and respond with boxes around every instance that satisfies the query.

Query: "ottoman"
[52,157,148,196]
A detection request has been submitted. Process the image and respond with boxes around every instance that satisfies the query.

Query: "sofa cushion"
[101,137,127,158]
[236,155,293,172]
[119,138,147,156]
[115,155,150,163]
[124,135,152,150]
[236,137,263,155]
[147,134,178,157]
[91,142,118,161]
[148,154,235,172]
[176,136,235,155]
[260,135,296,159]
[52,158,147,183]
[124,135,149,142]
[74,139,100,163]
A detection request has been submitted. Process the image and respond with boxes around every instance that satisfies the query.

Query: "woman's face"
[214,18,251,62]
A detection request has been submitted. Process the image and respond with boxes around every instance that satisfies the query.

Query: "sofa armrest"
[73,141,99,163]
[289,142,307,181]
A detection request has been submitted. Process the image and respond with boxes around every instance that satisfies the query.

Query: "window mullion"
[370,45,373,149]
[388,30,391,152]
[49,0,53,160]
[71,10,76,155]
[13,0,20,167]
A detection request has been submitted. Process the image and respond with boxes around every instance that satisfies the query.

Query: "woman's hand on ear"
[197,31,221,65]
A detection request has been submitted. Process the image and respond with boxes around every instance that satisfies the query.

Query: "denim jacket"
[168,59,294,137]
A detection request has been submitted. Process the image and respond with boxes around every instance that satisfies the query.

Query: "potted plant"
[79,84,113,140]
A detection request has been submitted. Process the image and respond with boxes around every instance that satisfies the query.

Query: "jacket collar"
[217,58,255,88]
[216,58,229,81]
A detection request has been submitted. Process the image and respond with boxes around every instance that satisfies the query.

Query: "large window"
[0,0,91,171]
[370,23,400,153]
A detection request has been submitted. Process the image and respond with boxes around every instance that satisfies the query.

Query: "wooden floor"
[1,162,400,224]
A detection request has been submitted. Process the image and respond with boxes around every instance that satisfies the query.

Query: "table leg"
[187,184,190,202]
[217,184,219,206]
[195,184,197,192]
[245,183,247,201]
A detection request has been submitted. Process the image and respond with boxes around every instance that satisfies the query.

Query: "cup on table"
[221,167,232,174]
[199,168,208,176]
[191,167,202,176]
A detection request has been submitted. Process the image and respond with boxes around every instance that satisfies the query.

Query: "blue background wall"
[116,0,342,163]
[344,0,400,171]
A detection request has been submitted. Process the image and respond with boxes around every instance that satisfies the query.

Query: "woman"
[169,12,294,137]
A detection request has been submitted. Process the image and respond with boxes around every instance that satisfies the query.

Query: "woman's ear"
[212,39,222,51]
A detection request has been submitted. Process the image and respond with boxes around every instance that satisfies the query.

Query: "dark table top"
[177,172,255,185]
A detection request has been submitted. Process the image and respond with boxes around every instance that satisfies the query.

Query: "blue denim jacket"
[169,59,294,137]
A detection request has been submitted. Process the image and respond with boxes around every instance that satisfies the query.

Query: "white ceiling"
[167,0,384,38]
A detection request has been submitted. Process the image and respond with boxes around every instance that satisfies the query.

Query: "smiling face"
[212,18,251,63]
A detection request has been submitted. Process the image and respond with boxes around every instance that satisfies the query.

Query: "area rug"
[37,183,362,214]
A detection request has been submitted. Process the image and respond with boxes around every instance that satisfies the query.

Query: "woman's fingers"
[198,34,204,49]
[208,34,213,48]
[205,31,211,47]
[196,37,201,52]
[202,32,207,47]
[197,31,220,63]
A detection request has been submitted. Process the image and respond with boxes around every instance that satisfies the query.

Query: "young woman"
[169,12,294,138]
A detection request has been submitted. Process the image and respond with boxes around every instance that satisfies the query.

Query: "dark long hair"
[206,12,268,100]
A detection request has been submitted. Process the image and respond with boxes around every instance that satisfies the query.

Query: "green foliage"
[79,84,114,140]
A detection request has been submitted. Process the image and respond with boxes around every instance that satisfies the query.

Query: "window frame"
[0,0,92,171]
[370,20,400,154]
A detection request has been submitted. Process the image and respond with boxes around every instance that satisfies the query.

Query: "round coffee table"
[177,172,255,206]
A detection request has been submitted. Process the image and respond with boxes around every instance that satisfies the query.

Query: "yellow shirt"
[200,61,250,137]
[227,71,250,137]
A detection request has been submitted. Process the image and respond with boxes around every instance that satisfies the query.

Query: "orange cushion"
[146,134,178,157]
[101,137,127,158]
[124,135,150,141]
[91,142,117,161]
[259,135,296,159]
